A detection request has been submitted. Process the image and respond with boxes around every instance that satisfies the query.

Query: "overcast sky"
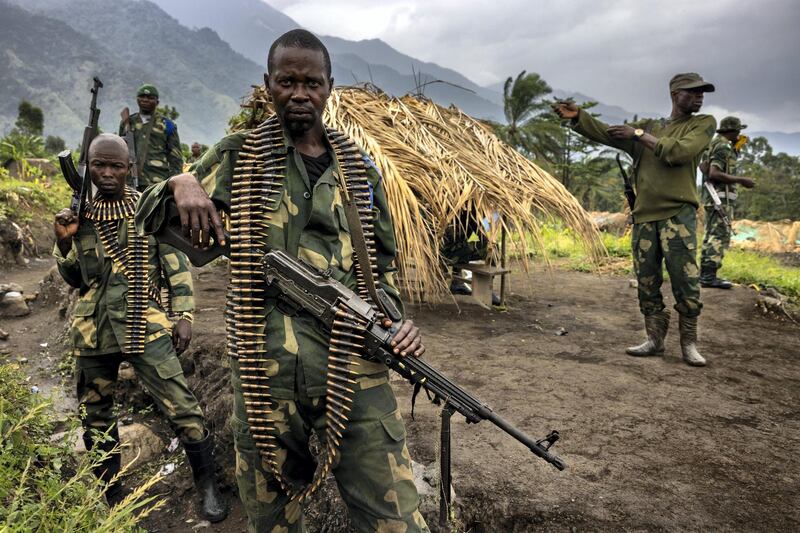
[269,0,800,132]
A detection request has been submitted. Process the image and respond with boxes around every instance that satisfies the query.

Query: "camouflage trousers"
[76,334,206,442]
[230,357,429,533]
[631,204,703,318]
[700,203,734,271]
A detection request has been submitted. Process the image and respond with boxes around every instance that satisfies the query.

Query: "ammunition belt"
[229,116,382,503]
[86,188,155,357]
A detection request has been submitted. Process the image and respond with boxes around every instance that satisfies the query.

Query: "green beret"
[136,84,159,97]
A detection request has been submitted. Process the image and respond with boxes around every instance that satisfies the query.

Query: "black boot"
[83,427,125,506]
[183,432,228,523]
[700,265,732,289]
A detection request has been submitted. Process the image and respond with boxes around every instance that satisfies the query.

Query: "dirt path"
[2,258,798,531]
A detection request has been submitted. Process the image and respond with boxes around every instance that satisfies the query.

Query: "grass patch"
[534,225,800,298]
[0,363,164,531]
[0,168,72,222]
[720,249,800,297]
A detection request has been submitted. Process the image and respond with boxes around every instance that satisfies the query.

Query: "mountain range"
[1,0,796,155]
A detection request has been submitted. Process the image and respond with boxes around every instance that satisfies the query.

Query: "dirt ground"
[1,256,799,532]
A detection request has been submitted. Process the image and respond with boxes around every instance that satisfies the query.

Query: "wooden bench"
[454,262,511,308]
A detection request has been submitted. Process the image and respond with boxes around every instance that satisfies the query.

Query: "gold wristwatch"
[633,128,645,141]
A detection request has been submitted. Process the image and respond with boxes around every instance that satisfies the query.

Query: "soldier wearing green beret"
[699,116,755,289]
[53,134,226,521]
[136,30,428,532]
[119,84,184,191]
[555,73,718,367]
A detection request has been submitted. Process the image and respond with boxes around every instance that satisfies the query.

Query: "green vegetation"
[533,226,800,298]
[0,364,163,531]
[0,168,72,221]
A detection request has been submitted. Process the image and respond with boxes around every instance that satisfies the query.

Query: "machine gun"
[155,202,566,471]
[703,181,733,230]
[120,106,139,190]
[58,77,103,219]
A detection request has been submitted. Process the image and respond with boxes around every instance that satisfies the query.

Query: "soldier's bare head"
[267,29,331,80]
[265,30,333,139]
[88,134,130,200]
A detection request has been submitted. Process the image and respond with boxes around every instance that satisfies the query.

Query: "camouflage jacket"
[135,125,402,398]
[54,215,195,357]
[701,134,738,205]
[118,112,183,190]
[573,110,716,223]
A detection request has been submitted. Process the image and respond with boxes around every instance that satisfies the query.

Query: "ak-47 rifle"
[704,181,733,230]
[616,153,636,224]
[154,202,567,471]
[58,77,103,219]
[120,106,139,190]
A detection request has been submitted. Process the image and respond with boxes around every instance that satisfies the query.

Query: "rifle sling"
[340,192,387,317]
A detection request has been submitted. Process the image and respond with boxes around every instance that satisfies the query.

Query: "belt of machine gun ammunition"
[86,187,157,357]
[229,115,383,503]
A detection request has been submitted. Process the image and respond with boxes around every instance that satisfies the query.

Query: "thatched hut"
[231,86,602,302]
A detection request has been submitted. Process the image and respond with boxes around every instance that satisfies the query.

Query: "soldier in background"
[699,116,756,289]
[187,142,203,164]
[53,134,226,521]
[555,73,717,367]
[118,84,183,191]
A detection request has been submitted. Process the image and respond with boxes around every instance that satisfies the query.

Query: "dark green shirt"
[573,110,716,223]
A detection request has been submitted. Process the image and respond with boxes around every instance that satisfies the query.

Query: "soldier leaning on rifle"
[554,73,717,367]
[699,116,756,289]
[136,29,429,532]
[118,84,183,191]
[52,134,226,522]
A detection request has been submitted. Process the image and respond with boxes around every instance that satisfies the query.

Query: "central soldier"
[136,30,429,532]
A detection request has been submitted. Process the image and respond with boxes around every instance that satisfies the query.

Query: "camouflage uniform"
[700,134,738,272]
[118,111,183,191]
[136,126,428,532]
[571,111,715,319]
[53,205,205,442]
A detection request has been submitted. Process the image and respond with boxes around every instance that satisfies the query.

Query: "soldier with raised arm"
[554,73,717,367]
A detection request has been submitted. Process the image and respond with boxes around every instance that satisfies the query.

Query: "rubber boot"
[625,310,670,356]
[679,315,707,367]
[700,265,732,289]
[83,427,125,506]
[183,432,228,523]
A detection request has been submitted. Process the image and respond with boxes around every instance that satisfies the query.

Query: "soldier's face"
[137,95,158,114]
[266,46,332,136]
[88,141,130,199]
[673,88,705,114]
[191,144,201,157]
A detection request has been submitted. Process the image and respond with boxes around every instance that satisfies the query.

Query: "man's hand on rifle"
[552,100,579,120]
[385,318,425,358]
[54,208,79,256]
[168,173,226,249]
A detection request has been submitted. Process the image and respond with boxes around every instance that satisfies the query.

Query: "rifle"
[155,202,567,471]
[120,107,139,190]
[703,181,733,230]
[58,77,103,219]
[616,153,636,224]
